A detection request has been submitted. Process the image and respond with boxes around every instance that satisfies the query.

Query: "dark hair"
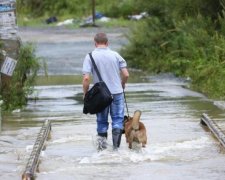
[94,33,108,44]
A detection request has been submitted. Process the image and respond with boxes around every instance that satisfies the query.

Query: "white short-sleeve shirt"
[82,47,127,94]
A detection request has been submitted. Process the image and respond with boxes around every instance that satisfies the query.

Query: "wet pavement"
[1,27,225,180]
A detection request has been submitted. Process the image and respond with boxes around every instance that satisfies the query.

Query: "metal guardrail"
[200,113,225,148]
[22,120,51,180]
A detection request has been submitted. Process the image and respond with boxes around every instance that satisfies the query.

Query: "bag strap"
[89,52,103,81]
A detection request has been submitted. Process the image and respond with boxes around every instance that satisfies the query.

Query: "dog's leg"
[128,133,133,149]
[129,143,132,149]
[143,139,147,147]
[125,132,129,143]
[129,130,135,149]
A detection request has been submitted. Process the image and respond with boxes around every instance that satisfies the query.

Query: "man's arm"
[82,74,91,97]
[121,68,129,89]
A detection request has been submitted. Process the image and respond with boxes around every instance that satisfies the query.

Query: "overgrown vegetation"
[121,0,225,99]
[16,0,225,99]
[1,43,40,111]
[17,0,90,18]
[16,0,142,27]
[16,0,141,18]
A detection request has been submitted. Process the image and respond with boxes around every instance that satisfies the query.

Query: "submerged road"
[0,27,225,180]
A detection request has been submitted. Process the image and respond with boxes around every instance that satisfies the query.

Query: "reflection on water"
[1,75,225,180]
[35,70,149,86]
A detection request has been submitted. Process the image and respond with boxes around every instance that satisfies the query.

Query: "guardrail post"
[22,120,51,180]
[200,113,225,149]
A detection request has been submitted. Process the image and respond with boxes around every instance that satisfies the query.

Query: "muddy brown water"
[0,27,225,180]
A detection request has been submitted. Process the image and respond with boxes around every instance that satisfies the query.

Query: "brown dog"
[124,110,147,149]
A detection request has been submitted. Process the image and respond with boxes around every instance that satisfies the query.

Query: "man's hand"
[121,68,129,89]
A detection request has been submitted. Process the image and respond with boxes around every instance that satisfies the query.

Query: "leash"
[123,89,129,117]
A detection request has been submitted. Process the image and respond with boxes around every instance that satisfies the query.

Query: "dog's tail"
[132,110,141,130]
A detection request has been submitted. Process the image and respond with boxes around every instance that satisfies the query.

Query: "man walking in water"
[82,32,129,150]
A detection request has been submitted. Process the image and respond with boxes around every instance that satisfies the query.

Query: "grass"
[17,15,141,28]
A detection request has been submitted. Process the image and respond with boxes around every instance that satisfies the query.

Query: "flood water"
[1,27,225,180]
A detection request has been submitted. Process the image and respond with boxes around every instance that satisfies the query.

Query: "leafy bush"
[97,0,140,18]
[121,0,225,99]
[17,0,90,17]
[1,43,40,110]
[17,0,144,19]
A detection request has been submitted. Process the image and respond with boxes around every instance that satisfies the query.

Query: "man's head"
[94,33,108,46]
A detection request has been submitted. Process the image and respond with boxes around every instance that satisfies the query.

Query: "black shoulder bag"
[83,52,113,114]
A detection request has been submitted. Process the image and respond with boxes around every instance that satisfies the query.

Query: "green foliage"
[186,33,225,98]
[97,0,140,18]
[121,0,225,99]
[16,0,225,99]
[16,0,224,21]
[17,0,146,19]
[17,0,90,17]
[133,0,223,20]
[1,43,40,110]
